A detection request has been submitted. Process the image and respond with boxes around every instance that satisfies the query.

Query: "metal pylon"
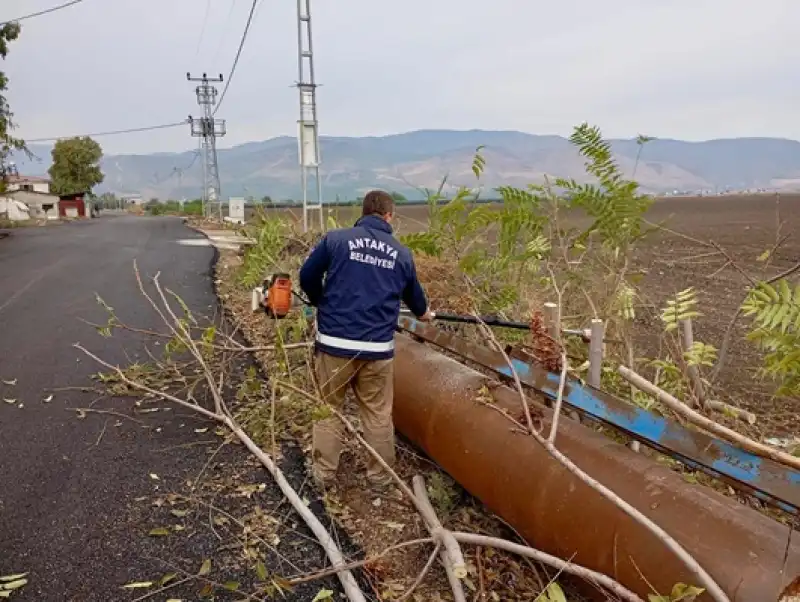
[296,0,324,233]
[187,72,226,221]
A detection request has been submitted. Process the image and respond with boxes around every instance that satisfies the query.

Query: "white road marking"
[175,238,244,251]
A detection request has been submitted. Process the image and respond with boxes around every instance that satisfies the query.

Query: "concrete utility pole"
[296,0,324,233]
[187,72,226,221]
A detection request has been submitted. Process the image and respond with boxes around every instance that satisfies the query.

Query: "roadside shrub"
[742,280,800,396]
[399,123,798,408]
[146,199,204,217]
[237,215,290,289]
[399,123,653,359]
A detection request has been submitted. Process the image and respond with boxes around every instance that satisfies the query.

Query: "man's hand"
[419,309,435,322]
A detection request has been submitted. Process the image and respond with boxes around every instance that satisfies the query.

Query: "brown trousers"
[313,350,395,485]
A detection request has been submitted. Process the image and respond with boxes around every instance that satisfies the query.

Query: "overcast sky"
[2,0,798,155]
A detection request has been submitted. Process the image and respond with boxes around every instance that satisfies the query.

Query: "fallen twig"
[76,263,368,602]
[102,316,310,351]
[479,300,731,602]
[76,344,367,601]
[397,541,442,602]
[277,378,468,601]
[412,476,468,602]
[286,538,433,585]
[704,400,757,425]
[619,366,798,471]
[475,321,538,436]
[66,407,144,425]
[94,418,109,446]
[451,532,643,602]
[130,576,196,602]
[548,352,568,445]
[278,379,643,602]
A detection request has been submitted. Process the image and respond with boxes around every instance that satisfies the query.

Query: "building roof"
[6,189,60,205]
[59,192,89,200]
[6,175,50,184]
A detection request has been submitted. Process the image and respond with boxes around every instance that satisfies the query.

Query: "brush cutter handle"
[400,309,530,331]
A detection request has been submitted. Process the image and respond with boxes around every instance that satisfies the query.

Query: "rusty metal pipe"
[392,336,800,601]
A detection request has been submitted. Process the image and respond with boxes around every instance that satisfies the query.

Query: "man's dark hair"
[362,190,395,217]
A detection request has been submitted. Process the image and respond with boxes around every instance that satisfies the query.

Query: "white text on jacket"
[348,237,398,270]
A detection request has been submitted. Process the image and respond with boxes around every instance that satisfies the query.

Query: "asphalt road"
[0,216,219,600]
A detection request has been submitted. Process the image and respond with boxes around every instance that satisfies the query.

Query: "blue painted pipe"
[397,315,800,514]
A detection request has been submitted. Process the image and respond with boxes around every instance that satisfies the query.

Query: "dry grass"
[213,245,561,601]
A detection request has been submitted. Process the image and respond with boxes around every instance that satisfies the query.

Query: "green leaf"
[222,581,240,591]
[159,573,177,587]
[122,581,154,589]
[671,583,705,600]
[312,588,334,601]
[0,574,26,583]
[148,527,170,537]
[197,559,212,576]
[399,231,441,257]
[0,579,26,591]
[542,582,567,602]
[255,561,269,581]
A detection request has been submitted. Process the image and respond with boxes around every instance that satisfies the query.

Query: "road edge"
[180,218,367,595]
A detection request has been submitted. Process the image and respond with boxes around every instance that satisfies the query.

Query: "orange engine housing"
[265,273,292,319]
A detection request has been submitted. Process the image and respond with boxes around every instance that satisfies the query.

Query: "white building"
[0,197,31,221]
[121,194,145,206]
[6,175,52,194]
[1,175,60,221]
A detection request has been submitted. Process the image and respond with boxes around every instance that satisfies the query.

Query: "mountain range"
[13,129,800,200]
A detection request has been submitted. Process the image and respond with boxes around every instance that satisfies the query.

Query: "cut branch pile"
[76,261,365,602]
[80,258,656,602]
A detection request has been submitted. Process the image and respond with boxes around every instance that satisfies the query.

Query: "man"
[299,190,433,489]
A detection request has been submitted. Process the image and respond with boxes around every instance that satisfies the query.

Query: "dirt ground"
[627,195,800,438]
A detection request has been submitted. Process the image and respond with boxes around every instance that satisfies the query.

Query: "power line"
[194,0,213,58]
[213,0,259,116]
[153,150,201,185]
[0,0,86,26]
[24,120,188,143]
[211,0,239,64]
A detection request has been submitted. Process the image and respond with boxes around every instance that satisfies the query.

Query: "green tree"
[48,136,105,195]
[0,22,25,193]
[97,192,119,209]
[390,191,408,203]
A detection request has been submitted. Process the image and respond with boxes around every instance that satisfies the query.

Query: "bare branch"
[452,532,643,602]
[466,296,730,600]
[619,366,800,472]
[278,379,643,602]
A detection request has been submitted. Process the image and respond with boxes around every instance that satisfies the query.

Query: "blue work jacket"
[299,214,428,360]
